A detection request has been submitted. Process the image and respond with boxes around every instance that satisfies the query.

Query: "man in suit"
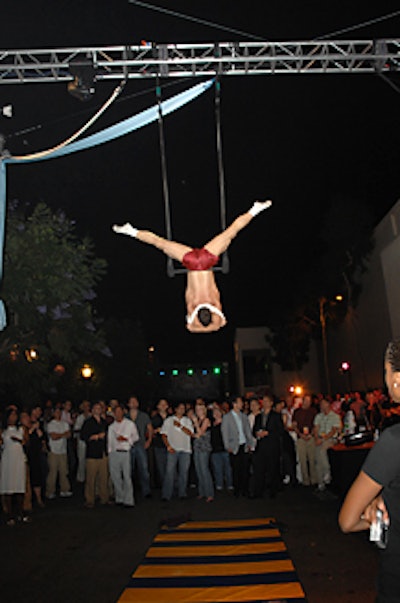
[253,395,284,498]
[221,396,255,497]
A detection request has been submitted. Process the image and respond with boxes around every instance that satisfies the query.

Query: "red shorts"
[182,248,219,271]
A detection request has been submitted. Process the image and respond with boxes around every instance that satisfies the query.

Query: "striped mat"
[117,517,306,602]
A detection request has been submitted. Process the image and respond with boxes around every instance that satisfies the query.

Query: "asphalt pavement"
[0,484,378,603]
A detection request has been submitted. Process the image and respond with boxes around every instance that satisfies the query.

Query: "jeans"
[130,444,151,497]
[153,446,168,488]
[211,451,233,489]
[162,451,191,500]
[193,449,214,498]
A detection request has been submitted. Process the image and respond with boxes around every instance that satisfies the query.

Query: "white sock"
[112,223,138,238]
[248,200,272,217]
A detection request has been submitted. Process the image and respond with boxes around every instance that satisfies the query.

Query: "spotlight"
[67,57,96,101]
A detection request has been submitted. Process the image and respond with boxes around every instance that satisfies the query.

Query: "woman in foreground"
[339,340,400,603]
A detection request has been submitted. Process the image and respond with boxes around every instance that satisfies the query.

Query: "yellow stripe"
[134,559,295,578]
[168,518,275,530]
[155,528,280,542]
[146,542,286,558]
[118,582,305,602]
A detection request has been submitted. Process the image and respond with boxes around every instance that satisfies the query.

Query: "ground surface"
[0,484,378,603]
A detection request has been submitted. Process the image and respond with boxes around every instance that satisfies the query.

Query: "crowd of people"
[0,387,395,526]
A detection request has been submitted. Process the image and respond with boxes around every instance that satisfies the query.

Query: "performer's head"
[198,307,212,327]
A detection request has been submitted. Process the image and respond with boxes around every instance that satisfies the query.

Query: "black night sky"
[2,1,400,363]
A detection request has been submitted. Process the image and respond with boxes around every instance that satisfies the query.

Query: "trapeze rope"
[215,79,229,275]
[155,78,175,278]
[156,78,229,277]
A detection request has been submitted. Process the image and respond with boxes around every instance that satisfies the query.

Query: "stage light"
[159,370,165,376]
[172,369,178,376]
[187,368,194,376]
[68,57,96,101]
[341,361,350,372]
[213,367,221,375]
[335,294,343,302]
[202,369,208,375]
[1,105,12,118]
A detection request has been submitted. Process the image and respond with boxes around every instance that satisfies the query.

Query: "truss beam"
[0,40,399,83]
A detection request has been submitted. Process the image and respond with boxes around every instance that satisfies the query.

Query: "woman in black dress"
[26,409,46,507]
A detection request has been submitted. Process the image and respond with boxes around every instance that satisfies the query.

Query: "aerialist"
[112,200,272,333]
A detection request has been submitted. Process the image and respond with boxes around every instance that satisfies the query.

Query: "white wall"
[329,199,400,392]
[234,326,321,398]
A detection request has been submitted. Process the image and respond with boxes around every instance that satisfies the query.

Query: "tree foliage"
[270,196,375,372]
[0,201,108,403]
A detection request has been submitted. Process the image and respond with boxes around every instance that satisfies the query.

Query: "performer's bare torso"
[185,270,226,333]
[113,200,271,334]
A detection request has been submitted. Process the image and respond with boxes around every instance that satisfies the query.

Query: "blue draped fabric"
[0,79,213,330]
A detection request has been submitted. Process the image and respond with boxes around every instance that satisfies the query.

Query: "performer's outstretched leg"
[113,223,192,262]
[204,200,272,257]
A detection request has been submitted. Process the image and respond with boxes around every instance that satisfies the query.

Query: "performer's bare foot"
[112,223,138,237]
[249,200,273,217]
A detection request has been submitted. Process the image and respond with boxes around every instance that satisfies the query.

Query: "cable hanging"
[7,80,126,161]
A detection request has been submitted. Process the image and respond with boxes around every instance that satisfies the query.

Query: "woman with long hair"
[192,402,214,502]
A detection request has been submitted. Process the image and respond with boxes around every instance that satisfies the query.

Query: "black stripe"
[152,536,282,547]
[232,599,306,603]
[128,571,299,588]
[159,522,277,534]
[142,551,290,565]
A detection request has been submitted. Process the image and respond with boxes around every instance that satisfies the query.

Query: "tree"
[270,195,374,392]
[0,201,108,403]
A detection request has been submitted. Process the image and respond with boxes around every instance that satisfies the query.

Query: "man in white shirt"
[73,401,91,483]
[46,408,72,499]
[160,402,194,500]
[108,405,139,507]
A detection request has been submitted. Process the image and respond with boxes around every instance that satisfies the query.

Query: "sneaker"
[60,491,73,498]
[47,493,56,500]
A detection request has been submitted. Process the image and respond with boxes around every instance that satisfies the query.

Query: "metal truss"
[0,39,399,83]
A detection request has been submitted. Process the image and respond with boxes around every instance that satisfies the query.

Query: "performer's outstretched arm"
[204,200,272,257]
[112,223,191,262]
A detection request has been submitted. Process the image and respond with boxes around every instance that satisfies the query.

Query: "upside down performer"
[113,200,272,333]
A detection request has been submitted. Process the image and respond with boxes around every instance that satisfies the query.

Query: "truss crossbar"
[0,40,399,83]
